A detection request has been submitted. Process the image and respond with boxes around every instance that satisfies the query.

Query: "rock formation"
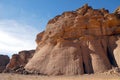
[25,4,120,75]
[0,55,10,73]
[115,6,120,18]
[36,31,44,45]
[5,50,35,73]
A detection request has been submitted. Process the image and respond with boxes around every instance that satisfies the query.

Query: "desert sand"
[0,73,120,80]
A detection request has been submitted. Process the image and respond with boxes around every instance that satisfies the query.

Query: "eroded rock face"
[0,55,10,73]
[25,4,120,75]
[5,50,35,73]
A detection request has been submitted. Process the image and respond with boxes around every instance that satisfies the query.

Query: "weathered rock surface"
[0,55,10,73]
[25,4,120,75]
[5,50,35,73]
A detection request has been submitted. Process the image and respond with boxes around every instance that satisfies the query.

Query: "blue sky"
[0,0,120,56]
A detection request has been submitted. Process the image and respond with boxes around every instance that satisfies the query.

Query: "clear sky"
[0,0,120,56]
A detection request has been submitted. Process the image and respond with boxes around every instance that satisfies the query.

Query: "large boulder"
[25,4,120,75]
[0,55,10,73]
[5,50,35,73]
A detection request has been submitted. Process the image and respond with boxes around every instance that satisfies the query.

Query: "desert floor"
[0,73,120,80]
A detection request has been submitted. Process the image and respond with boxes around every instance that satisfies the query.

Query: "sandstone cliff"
[0,55,10,73]
[25,4,120,75]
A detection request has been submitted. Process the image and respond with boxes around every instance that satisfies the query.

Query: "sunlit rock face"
[25,4,120,75]
[0,55,10,73]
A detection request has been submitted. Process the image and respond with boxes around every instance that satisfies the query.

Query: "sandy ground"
[0,73,120,80]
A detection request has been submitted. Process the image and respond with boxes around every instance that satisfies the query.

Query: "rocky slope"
[5,50,35,73]
[0,55,10,73]
[25,4,120,75]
